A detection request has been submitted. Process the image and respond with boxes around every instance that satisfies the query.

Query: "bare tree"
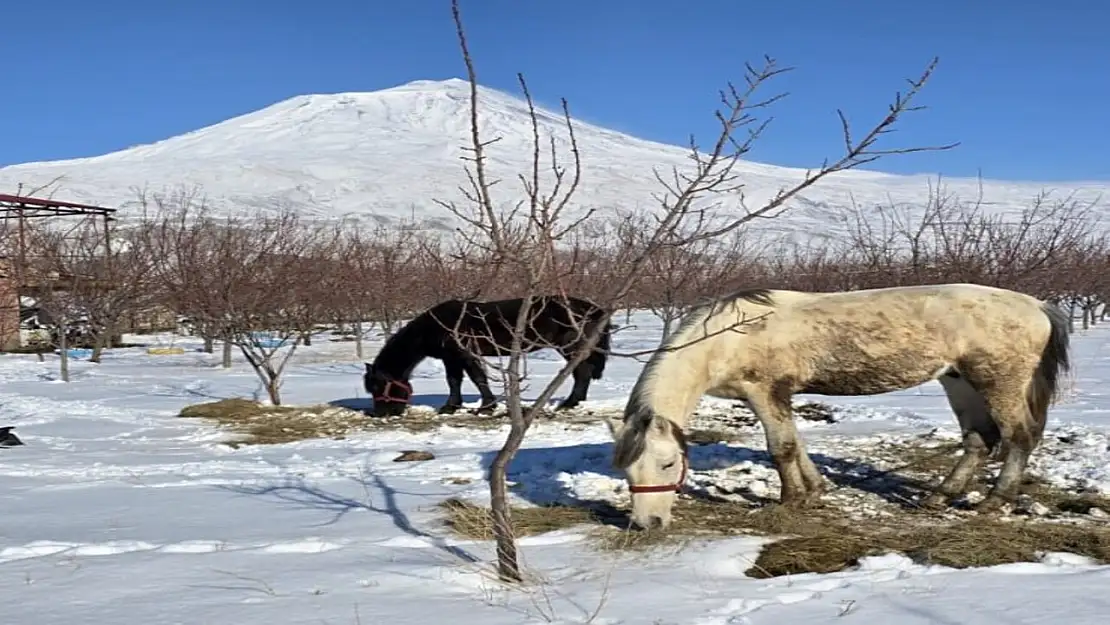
[627,227,756,339]
[444,0,953,583]
[149,201,323,404]
[364,222,432,338]
[284,227,345,348]
[18,215,115,378]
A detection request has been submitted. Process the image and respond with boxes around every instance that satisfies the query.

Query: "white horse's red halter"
[627,454,689,494]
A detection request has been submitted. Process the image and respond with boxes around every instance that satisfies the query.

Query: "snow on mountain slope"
[1,78,1108,240]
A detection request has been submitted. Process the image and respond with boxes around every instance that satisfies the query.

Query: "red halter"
[373,379,413,404]
[627,454,689,494]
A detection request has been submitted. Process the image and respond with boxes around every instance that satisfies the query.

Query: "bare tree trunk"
[265,377,282,405]
[354,319,364,360]
[203,334,215,353]
[659,314,675,343]
[488,422,525,582]
[237,342,299,406]
[90,322,115,363]
[222,340,233,368]
[90,332,107,363]
[58,320,70,383]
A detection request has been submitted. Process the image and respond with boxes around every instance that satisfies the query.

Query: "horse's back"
[786,284,1046,341]
[735,284,1054,392]
[776,284,1047,325]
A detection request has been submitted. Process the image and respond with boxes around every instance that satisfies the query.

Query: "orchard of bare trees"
[4,179,1105,380]
[3,176,1108,388]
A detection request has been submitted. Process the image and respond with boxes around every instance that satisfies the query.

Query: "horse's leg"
[746,390,811,506]
[794,438,827,496]
[976,379,1038,513]
[438,357,466,414]
[461,355,499,414]
[924,371,1000,508]
[555,350,593,410]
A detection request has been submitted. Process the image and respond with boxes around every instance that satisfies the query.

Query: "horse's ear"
[650,415,670,435]
[364,363,373,373]
[604,414,624,439]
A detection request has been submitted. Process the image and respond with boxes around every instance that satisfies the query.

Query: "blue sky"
[1,0,1107,180]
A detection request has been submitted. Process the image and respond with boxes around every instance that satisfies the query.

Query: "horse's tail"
[587,319,613,380]
[1027,300,1072,439]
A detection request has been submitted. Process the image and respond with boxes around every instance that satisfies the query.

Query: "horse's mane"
[630,287,775,416]
[613,288,776,468]
[671,288,775,343]
[372,307,438,375]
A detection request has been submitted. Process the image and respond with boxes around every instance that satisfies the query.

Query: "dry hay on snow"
[178,398,545,444]
[439,498,604,540]
[438,402,1110,577]
[178,399,379,446]
[362,407,517,433]
[177,396,622,445]
[746,508,1110,578]
[178,393,840,443]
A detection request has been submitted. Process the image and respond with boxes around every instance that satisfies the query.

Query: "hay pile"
[441,493,1110,577]
[366,409,509,433]
[747,510,1110,578]
[439,498,607,539]
[179,398,377,446]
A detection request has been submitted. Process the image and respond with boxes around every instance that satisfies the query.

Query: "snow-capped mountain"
[1,78,1107,240]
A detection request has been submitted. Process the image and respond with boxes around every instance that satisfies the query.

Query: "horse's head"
[363,362,412,417]
[606,411,688,531]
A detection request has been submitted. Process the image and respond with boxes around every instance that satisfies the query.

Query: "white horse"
[606,283,1071,530]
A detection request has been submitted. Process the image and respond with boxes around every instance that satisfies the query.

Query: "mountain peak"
[0,78,1107,238]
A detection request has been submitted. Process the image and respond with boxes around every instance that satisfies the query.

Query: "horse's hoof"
[437,404,460,415]
[802,477,828,496]
[805,489,827,506]
[474,404,498,416]
[554,402,579,411]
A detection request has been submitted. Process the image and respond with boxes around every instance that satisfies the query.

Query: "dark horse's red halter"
[627,454,689,494]
[374,379,413,405]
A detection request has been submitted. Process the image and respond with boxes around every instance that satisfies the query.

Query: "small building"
[0,193,117,351]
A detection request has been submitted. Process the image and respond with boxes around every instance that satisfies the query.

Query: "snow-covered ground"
[1,310,1109,625]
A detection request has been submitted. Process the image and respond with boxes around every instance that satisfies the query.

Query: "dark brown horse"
[364,296,612,417]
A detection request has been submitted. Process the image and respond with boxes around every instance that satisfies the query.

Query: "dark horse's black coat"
[363,296,612,417]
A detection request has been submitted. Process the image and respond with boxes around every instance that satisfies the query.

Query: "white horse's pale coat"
[609,283,1071,530]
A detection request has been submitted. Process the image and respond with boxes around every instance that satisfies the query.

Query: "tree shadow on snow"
[475,439,937,520]
[217,472,481,564]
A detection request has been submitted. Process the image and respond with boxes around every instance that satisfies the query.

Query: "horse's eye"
[661,461,676,470]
